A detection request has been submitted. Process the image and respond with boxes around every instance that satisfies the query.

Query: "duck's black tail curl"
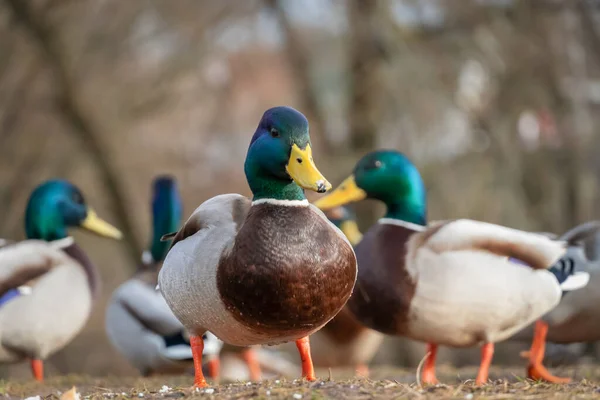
[548,253,590,292]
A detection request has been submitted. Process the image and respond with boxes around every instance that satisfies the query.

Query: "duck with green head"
[158,106,357,387]
[0,179,122,381]
[314,150,587,385]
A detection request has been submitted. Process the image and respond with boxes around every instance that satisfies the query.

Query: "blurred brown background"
[1,0,600,379]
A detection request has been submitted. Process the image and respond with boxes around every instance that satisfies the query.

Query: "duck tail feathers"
[548,256,591,292]
[559,272,590,291]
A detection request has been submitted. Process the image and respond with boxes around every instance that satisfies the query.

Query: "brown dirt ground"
[4,364,600,400]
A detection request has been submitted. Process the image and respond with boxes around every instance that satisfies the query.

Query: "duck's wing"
[163,193,251,248]
[157,194,252,337]
[110,279,183,336]
[0,237,75,297]
[415,219,566,270]
[417,219,591,292]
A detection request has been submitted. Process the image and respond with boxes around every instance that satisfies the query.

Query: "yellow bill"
[313,174,367,210]
[286,143,332,193]
[339,220,363,246]
[81,209,123,239]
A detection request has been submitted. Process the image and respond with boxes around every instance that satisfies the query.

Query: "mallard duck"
[0,179,122,381]
[511,221,600,381]
[158,106,357,387]
[313,150,588,385]
[309,206,383,377]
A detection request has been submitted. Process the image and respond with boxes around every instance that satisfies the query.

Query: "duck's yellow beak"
[339,220,363,246]
[81,209,123,239]
[286,144,331,193]
[313,174,367,210]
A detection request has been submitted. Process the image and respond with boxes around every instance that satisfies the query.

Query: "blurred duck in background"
[0,179,122,381]
[105,176,204,377]
[309,206,384,378]
[510,221,600,380]
[314,150,588,386]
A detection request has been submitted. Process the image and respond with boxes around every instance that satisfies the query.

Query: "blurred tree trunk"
[560,4,591,228]
[265,0,332,154]
[4,0,143,267]
[347,0,387,153]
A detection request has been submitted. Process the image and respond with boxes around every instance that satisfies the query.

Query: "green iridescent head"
[314,150,427,224]
[148,175,182,263]
[244,106,331,201]
[25,179,123,241]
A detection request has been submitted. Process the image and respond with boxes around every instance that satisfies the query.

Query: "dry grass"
[4,365,600,400]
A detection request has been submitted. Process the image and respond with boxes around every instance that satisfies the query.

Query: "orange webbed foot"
[525,320,571,384]
[527,362,571,384]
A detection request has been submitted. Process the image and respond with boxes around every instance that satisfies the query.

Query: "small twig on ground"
[415,351,431,389]
[328,368,332,381]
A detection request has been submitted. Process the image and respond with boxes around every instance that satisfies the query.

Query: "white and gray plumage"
[0,237,92,363]
[105,262,224,376]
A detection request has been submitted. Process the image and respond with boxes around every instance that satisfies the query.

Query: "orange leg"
[31,359,43,382]
[356,363,369,378]
[421,343,439,385]
[476,343,494,386]
[295,336,316,381]
[241,347,262,382]
[207,357,220,382]
[190,335,208,388]
[526,320,571,383]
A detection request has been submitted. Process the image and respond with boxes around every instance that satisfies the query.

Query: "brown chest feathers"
[347,223,417,335]
[217,203,357,337]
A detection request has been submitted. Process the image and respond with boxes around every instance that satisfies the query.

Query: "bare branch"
[347,0,389,152]
[3,0,143,267]
[264,0,333,154]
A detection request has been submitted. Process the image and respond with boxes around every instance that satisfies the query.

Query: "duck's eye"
[71,192,84,205]
[270,128,280,138]
[365,160,383,170]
